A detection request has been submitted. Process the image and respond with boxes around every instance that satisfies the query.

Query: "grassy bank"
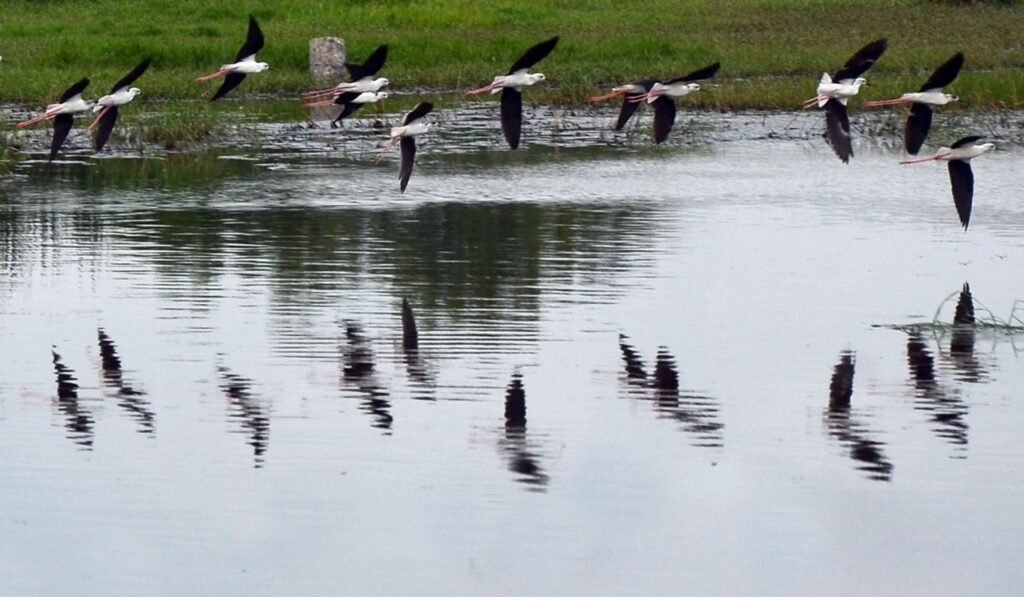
[1,0,1023,112]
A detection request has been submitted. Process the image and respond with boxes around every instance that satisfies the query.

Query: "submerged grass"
[1,0,1024,111]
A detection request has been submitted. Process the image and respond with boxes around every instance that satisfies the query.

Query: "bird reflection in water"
[947,282,985,383]
[906,332,969,450]
[51,349,94,449]
[823,351,893,482]
[617,335,724,448]
[342,322,393,433]
[97,329,155,435]
[217,365,270,468]
[500,373,549,491]
[401,298,435,397]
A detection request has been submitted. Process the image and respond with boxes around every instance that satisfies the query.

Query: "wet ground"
[1,107,1023,595]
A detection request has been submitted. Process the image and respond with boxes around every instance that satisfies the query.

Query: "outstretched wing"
[210,72,247,101]
[614,80,655,130]
[332,101,364,125]
[824,98,852,163]
[346,45,388,81]
[904,103,932,155]
[507,36,559,74]
[235,14,265,62]
[500,87,523,149]
[50,113,74,161]
[666,62,721,84]
[951,135,983,149]
[948,160,974,230]
[920,52,964,92]
[59,78,90,103]
[403,101,434,126]
[399,137,417,193]
[94,106,120,151]
[651,97,677,144]
[833,38,887,82]
[111,58,151,94]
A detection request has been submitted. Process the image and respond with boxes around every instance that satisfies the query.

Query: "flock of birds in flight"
[12,16,994,227]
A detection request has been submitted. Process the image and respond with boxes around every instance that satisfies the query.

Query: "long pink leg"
[801,96,822,109]
[629,93,650,104]
[196,69,229,83]
[862,98,908,108]
[16,111,58,129]
[304,98,338,108]
[587,90,625,104]
[374,139,400,165]
[85,106,111,133]
[465,83,498,96]
[899,155,941,165]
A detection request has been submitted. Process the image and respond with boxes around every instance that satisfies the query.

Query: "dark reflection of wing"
[398,136,416,193]
[617,334,647,381]
[50,113,74,161]
[906,333,968,448]
[823,351,893,481]
[210,72,247,102]
[904,102,932,156]
[52,350,94,449]
[98,329,154,435]
[651,97,676,144]
[399,299,434,395]
[500,88,523,149]
[823,99,852,163]
[948,160,974,230]
[651,349,724,448]
[342,322,393,432]
[500,373,548,490]
[218,365,270,468]
[948,282,984,383]
[402,298,419,350]
[94,105,120,152]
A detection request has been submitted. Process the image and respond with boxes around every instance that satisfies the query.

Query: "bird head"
[128,87,142,99]
[978,142,995,154]
[947,94,959,104]
[256,62,270,72]
[531,73,547,83]
[376,92,390,101]
[375,77,390,90]
[686,83,702,93]
[852,77,867,89]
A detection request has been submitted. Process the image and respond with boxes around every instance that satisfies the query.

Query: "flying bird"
[900,135,994,230]
[379,102,434,193]
[196,15,268,101]
[327,91,389,127]
[16,77,93,161]
[466,36,559,149]
[863,52,964,155]
[803,38,888,163]
[642,62,720,143]
[588,79,656,131]
[303,44,389,105]
[87,58,151,151]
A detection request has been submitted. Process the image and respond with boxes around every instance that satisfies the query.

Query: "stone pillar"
[309,37,346,82]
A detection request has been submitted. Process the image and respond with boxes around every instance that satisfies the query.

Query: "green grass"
[1,0,1023,111]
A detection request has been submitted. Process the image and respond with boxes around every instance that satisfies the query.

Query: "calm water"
[2,107,1023,595]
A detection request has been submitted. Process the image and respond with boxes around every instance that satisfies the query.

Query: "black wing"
[210,72,247,101]
[904,102,932,155]
[50,113,74,161]
[507,36,559,74]
[948,160,974,230]
[110,58,151,93]
[403,101,434,126]
[332,101,364,125]
[59,78,90,103]
[666,62,721,84]
[824,98,852,163]
[614,80,655,130]
[235,14,265,62]
[951,135,984,149]
[920,52,964,92]
[651,97,677,144]
[399,136,417,193]
[833,38,888,82]
[94,105,120,151]
[500,87,523,149]
[346,45,388,81]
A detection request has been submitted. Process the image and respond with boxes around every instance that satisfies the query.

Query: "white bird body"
[916,142,994,163]
[481,71,546,94]
[390,121,431,141]
[336,77,389,94]
[814,73,866,107]
[895,90,957,106]
[44,95,94,116]
[221,55,269,74]
[646,81,701,103]
[351,91,389,104]
[94,87,141,110]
